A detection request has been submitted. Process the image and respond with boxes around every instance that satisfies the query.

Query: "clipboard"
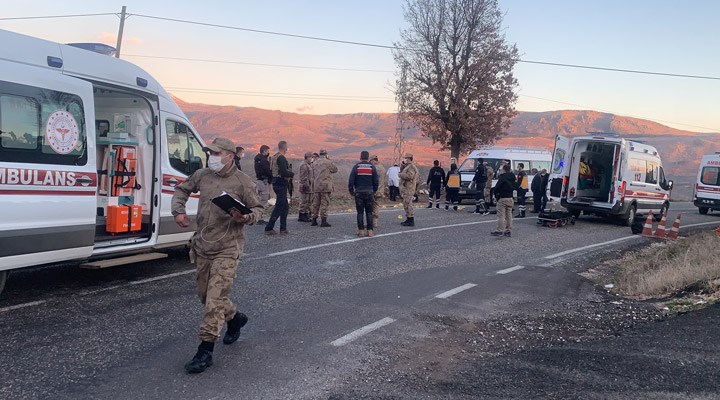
[211,191,253,215]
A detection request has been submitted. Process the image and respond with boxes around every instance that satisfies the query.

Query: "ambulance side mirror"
[667,180,673,190]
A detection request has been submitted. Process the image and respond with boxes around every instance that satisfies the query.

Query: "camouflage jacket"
[298,161,313,194]
[398,162,419,194]
[171,166,264,260]
[374,163,387,198]
[312,157,338,193]
[485,165,494,189]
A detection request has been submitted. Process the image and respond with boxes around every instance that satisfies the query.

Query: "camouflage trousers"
[194,255,238,342]
[372,196,381,228]
[401,192,414,217]
[484,187,492,204]
[311,192,331,218]
[299,192,312,214]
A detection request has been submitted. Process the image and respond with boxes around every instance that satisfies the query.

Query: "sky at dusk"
[1,1,719,132]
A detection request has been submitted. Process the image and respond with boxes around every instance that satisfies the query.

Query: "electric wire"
[0,13,117,21]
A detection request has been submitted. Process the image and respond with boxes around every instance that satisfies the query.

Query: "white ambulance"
[693,153,720,214]
[0,29,207,295]
[547,133,673,226]
[457,146,551,201]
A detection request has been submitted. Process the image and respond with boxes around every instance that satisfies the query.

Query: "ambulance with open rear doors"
[0,29,208,296]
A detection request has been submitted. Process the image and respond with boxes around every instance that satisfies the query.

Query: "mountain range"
[175,97,717,177]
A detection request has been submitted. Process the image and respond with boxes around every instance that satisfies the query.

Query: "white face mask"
[208,155,226,172]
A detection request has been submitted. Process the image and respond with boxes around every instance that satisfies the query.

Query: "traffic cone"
[641,210,654,237]
[666,214,681,240]
[654,211,668,239]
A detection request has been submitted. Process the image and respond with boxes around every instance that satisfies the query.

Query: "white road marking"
[0,300,46,313]
[544,236,640,260]
[682,221,720,229]
[331,317,396,347]
[496,265,525,275]
[81,269,195,296]
[435,283,477,299]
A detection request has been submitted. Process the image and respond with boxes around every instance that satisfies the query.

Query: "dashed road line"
[0,300,46,313]
[81,269,195,296]
[435,283,477,299]
[495,265,525,275]
[331,317,396,347]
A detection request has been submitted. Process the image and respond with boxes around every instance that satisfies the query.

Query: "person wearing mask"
[253,145,272,223]
[515,163,528,218]
[445,163,460,211]
[426,160,446,209]
[311,149,338,227]
[171,137,264,374]
[386,164,401,201]
[399,153,419,227]
[297,152,314,222]
[234,146,244,171]
[370,155,386,230]
[531,168,543,213]
[348,151,379,237]
[470,159,489,215]
[265,141,294,235]
[491,164,516,237]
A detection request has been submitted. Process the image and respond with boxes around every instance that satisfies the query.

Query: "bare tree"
[394,0,519,160]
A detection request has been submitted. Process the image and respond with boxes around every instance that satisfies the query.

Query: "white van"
[457,146,551,201]
[547,134,673,225]
[0,29,207,294]
[693,153,720,214]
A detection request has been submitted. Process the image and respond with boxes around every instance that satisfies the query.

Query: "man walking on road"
[399,153,419,227]
[426,160,446,209]
[311,149,338,227]
[253,145,272,223]
[492,164,516,237]
[265,141,294,235]
[349,151,379,237]
[297,152,314,222]
[171,137,264,374]
[371,155,386,229]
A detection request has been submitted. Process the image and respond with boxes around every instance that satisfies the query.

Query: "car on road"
[693,153,720,215]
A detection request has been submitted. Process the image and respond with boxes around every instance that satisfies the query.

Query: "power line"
[520,59,720,81]
[0,12,117,21]
[519,94,719,132]
[167,87,395,102]
[124,54,393,73]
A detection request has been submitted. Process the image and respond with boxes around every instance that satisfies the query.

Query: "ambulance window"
[552,149,566,174]
[0,82,87,166]
[645,161,658,184]
[532,161,550,173]
[166,120,205,176]
[513,160,529,172]
[701,167,719,186]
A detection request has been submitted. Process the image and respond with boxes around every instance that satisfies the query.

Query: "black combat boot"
[400,217,415,227]
[223,312,248,345]
[311,217,318,226]
[320,217,331,227]
[298,213,311,222]
[185,342,214,373]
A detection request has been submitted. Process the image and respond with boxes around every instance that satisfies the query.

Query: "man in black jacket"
[349,151,379,237]
[539,169,549,212]
[531,168,542,213]
[492,164,516,237]
[470,159,489,215]
[265,141,294,235]
[515,163,527,218]
[426,160,446,209]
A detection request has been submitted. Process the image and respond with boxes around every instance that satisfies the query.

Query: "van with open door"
[0,29,206,296]
[693,153,720,214]
[547,133,672,225]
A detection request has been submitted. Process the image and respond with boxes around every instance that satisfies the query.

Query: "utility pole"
[115,6,127,58]
[394,60,409,165]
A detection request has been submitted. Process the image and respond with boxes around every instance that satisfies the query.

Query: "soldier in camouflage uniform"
[310,149,338,227]
[484,161,495,205]
[297,152,314,222]
[399,153,419,227]
[172,137,264,374]
[370,155,386,229]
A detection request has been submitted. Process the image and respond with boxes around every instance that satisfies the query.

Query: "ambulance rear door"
[547,135,570,202]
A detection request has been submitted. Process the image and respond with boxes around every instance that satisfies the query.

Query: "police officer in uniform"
[370,155,386,229]
[297,152,314,222]
[172,137,264,374]
[311,149,338,227]
[399,153,419,226]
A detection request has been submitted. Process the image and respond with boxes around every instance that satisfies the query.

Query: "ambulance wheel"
[699,207,709,215]
[655,203,668,222]
[621,205,637,227]
[0,271,7,296]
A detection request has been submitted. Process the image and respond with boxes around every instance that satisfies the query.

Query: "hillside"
[176,100,717,177]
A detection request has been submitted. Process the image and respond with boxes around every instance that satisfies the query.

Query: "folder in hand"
[211,191,253,215]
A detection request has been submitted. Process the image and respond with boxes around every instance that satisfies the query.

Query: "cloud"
[296,106,313,113]
[97,32,143,46]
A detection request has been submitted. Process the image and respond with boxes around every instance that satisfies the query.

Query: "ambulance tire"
[698,207,709,215]
[621,204,637,227]
[654,203,668,222]
[0,271,7,296]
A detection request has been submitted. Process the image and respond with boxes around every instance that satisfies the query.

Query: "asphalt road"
[1,202,719,399]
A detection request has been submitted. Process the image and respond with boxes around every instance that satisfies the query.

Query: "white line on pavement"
[81,269,195,296]
[544,236,640,260]
[331,317,396,347]
[0,300,46,313]
[682,221,720,229]
[435,283,477,299]
[495,265,526,275]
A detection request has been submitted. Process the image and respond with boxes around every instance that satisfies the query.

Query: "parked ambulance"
[457,146,551,201]
[547,133,673,226]
[693,153,720,214]
[0,29,207,295]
